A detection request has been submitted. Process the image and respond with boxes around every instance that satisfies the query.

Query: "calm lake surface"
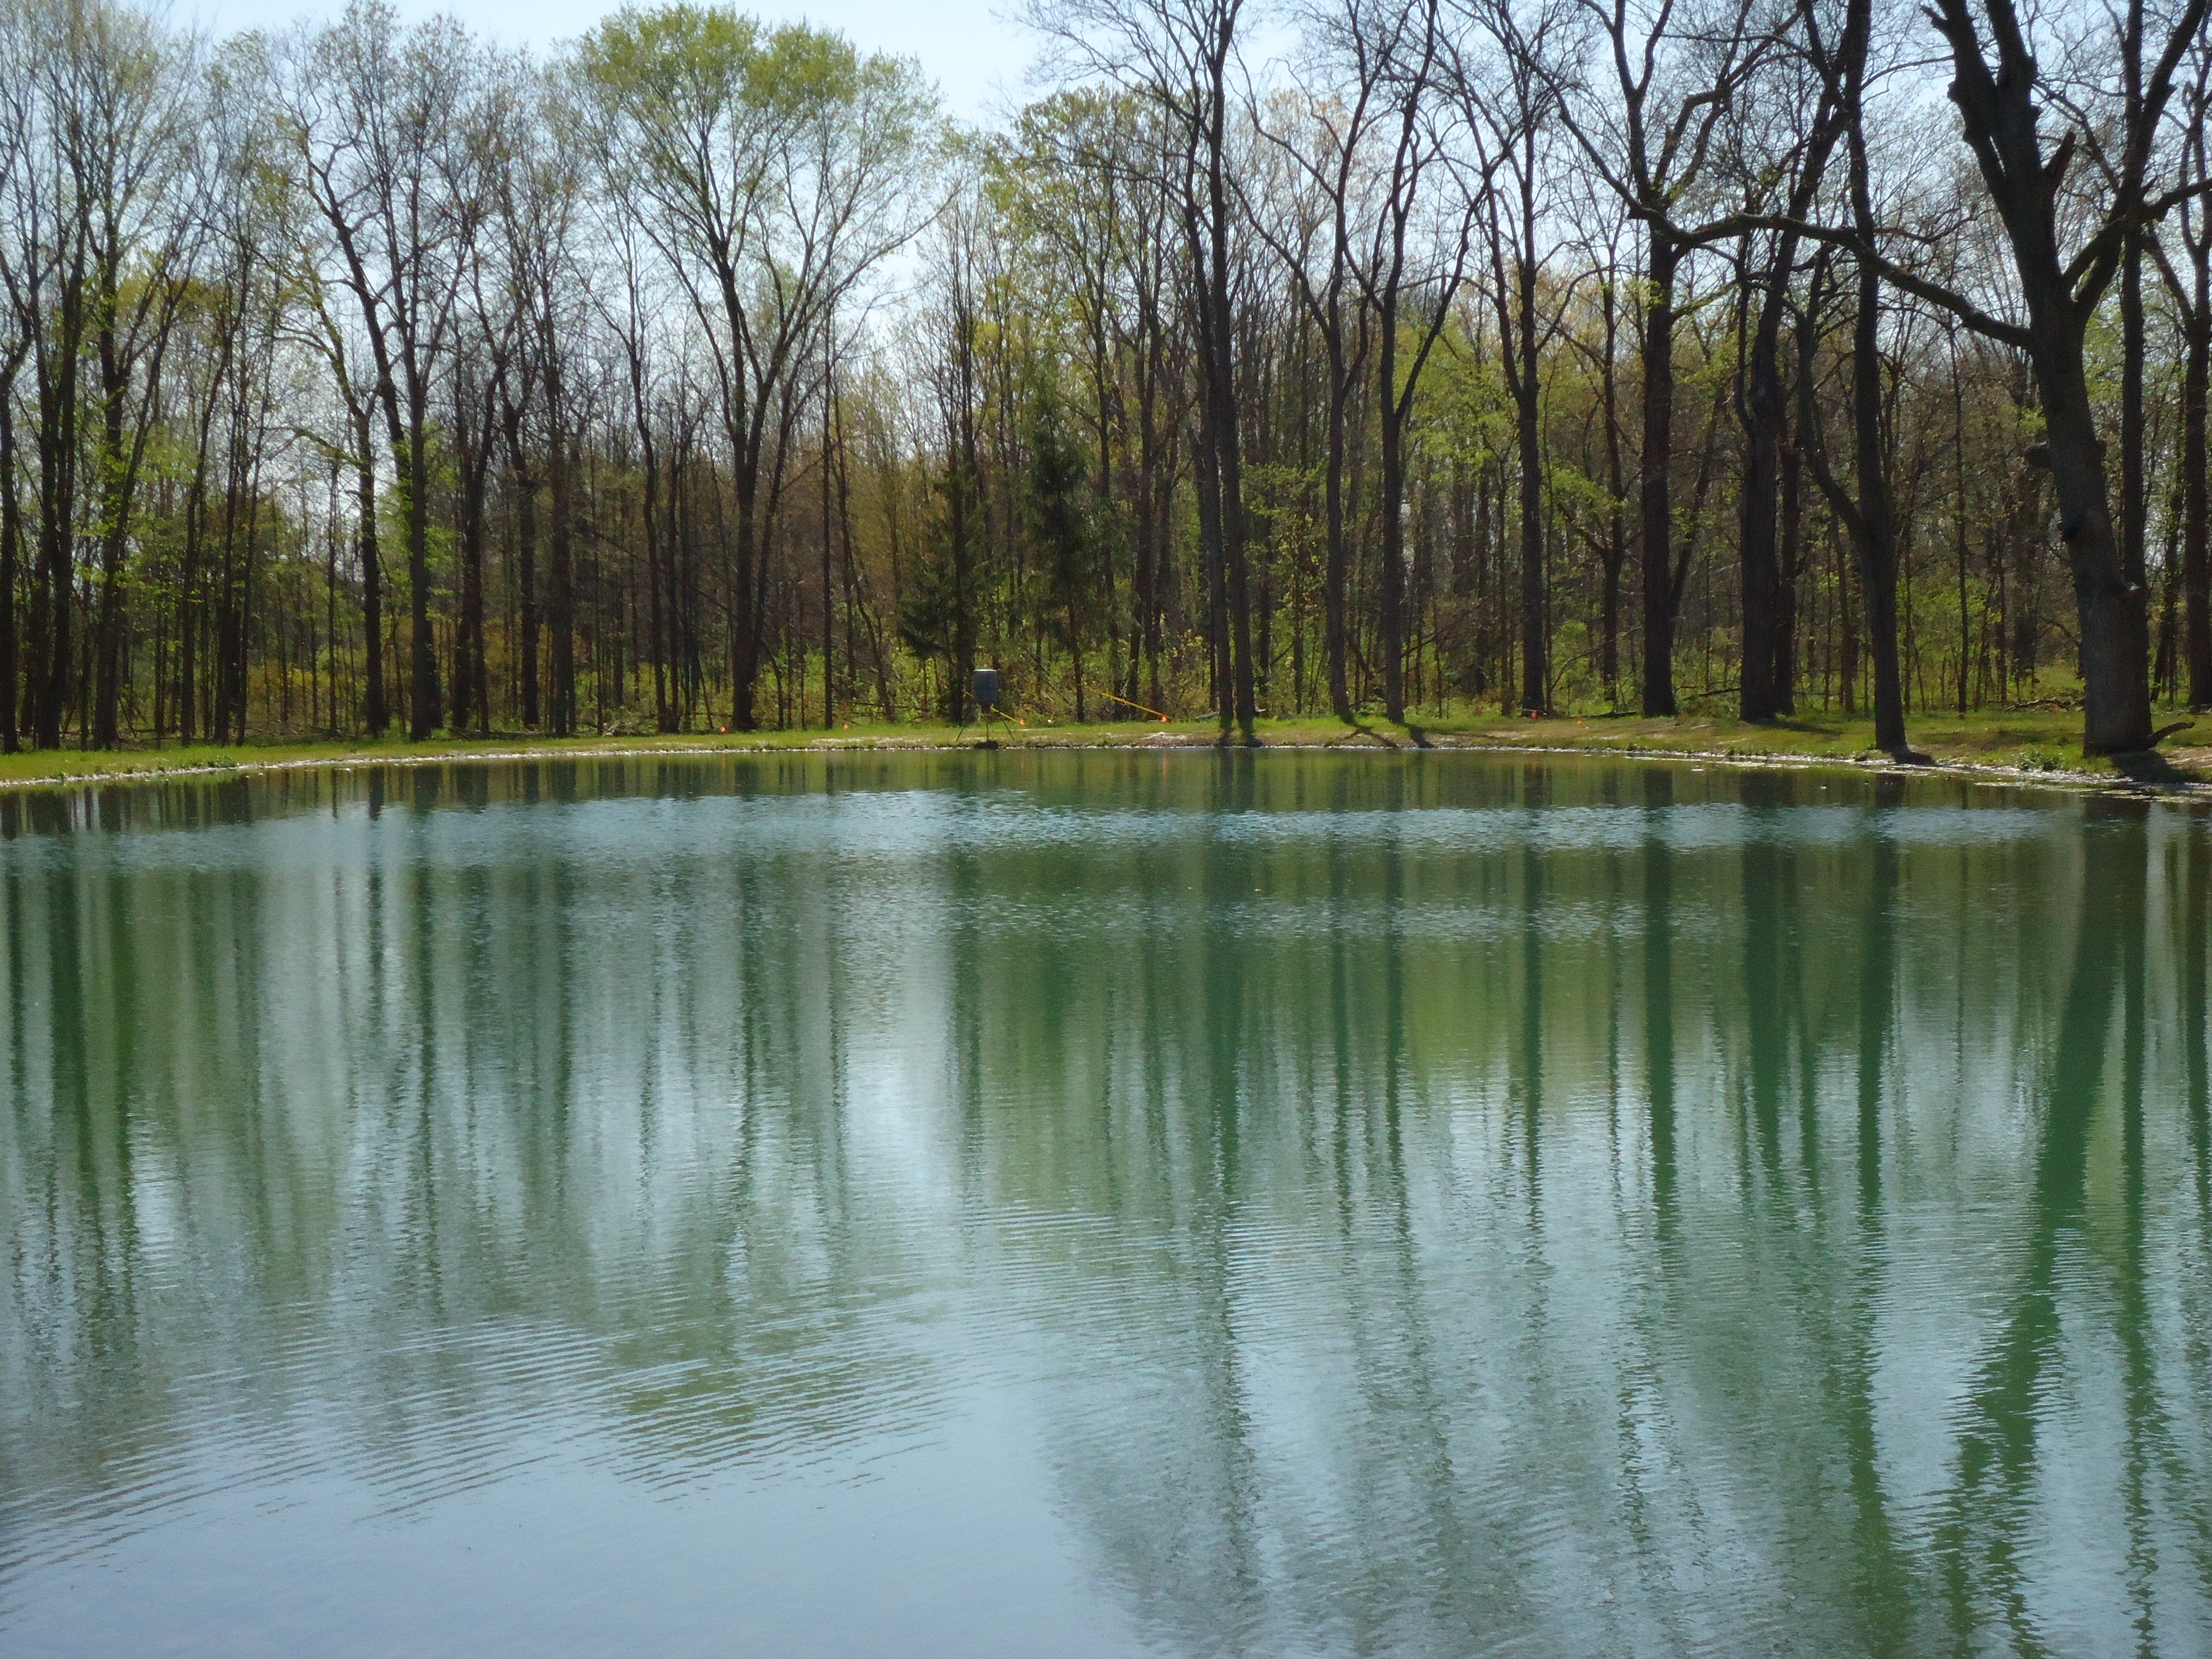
[2,750,2209,1656]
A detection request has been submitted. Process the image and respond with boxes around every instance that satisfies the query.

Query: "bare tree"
[495,60,585,734]
[1034,0,1263,740]
[1460,0,1573,714]
[286,0,492,738]
[1558,0,1772,715]
[2151,41,2211,708]
[588,155,677,733]
[1247,20,1389,719]
[1895,0,2207,750]
[1351,0,1469,725]
[1796,0,1907,753]
[1724,1,1841,721]
[53,0,201,747]
[0,0,35,752]
[0,0,91,747]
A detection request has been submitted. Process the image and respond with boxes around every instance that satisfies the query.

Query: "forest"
[0,0,2206,757]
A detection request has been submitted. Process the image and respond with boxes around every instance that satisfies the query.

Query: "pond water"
[1,750,2208,1657]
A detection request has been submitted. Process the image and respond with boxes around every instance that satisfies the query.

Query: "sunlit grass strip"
[0,705,2198,793]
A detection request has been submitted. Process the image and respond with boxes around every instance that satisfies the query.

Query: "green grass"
[0,703,2201,791]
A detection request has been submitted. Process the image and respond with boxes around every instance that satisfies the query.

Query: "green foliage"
[1026,375,1091,648]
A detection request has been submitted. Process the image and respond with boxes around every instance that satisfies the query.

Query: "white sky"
[181,0,1048,124]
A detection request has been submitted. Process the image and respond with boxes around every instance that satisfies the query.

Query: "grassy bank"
[0,704,2203,793]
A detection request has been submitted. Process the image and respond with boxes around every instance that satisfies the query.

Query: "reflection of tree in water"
[1924,802,2212,1652]
[3,754,2211,1653]
[0,771,965,1572]
[934,761,2212,1655]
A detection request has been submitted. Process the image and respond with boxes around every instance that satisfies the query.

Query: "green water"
[1,751,2208,1656]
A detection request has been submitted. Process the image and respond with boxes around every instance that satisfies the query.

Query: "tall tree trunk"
[1640,233,1681,715]
[177,446,209,745]
[2173,99,2212,709]
[821,380,834,727]
[0,338,22,754]
[1917,0,2178,753]
[731,478,763,731]
[31,283,84,750]
[1737,84,1840,722]
[1953,341,1972,713]
[92,317,129,748]
[548,418,576,738]
[1598,277,1627,706]
[1323,339,1353,720]
[1514,232,1546,715]
[1776,403,1802,713]
[2035,326,2150,750]
[235,461,261,745]
[1377,308,1408,725]
[1196,406,1228,726]
[2185,300,2210,708]
[1847,250,1908,753]
[503,392,540,729]
[1797,0,1906,750]
[1739,261,1793,722]
[356,411,387,734]
[405,402,441,738]
[1208,175,1257,741]
[633,381,672,734]
[456,376,495,737]
[2118,0,2147,703]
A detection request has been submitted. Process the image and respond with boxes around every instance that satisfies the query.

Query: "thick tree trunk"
[636,402,672,734]
[1839,53,1907,753]
[405,406,441,738]
[233,482,259,745]
[92,321,128,749]
[548,424,576,738]
[358,422,387,735]
[2035,333,2151,751]
[1196,409,1228,726]
[1737,97,1839,721]
[1125,421,1155,712]
[1599,281,1627,706]
[822,377,836,728]
[503,397,540,730]
[1378,312,1408,726]
[1324,361,1352,720]
[1516,303,1545,715]
[1158,425,1178,711]
[1918,0,2176,752]
[1640,236,1680,715]
[1738,285,1789,721]
[1206,130,1257,744]
[1776,412,1802,713]
[2185,304,2210,707]
[731,486,763,731]
[456,388,493,737]
[2122,219,2147,662]
[0,343,21,755]
[952,461,975,727]
[33,362,78,750]
[1848,256,1908,754]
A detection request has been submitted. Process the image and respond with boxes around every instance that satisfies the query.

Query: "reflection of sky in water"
[0,752,2207,1657]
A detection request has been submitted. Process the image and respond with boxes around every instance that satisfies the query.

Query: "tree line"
[1,0,2206,755]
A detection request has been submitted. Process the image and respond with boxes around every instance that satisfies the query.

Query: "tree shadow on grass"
[2104,748,2199,785]
[1326,716,1400,750]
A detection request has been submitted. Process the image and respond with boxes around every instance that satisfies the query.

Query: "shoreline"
[1,714,2205,800]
